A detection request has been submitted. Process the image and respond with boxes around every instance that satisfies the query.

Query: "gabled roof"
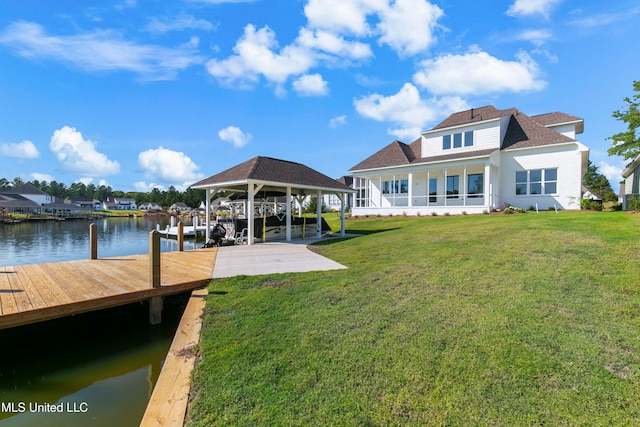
[191,156,353,193]
[0,193,41,208]
[1,182,49,196]
[432,105,514,130]
[335,176,354,187]
[531,111,583,127]
[350,106,582,172]
[501,112,575,150]
[622,154,640,178]
[350,139,420,171]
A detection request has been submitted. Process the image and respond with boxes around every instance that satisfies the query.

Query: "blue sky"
[0,0,638,192]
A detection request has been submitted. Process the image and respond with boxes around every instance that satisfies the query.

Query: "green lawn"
[187,211,640,426]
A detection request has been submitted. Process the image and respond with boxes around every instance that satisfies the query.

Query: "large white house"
[349,106,589,216]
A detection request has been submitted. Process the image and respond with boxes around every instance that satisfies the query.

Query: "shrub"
[503,205,526,214]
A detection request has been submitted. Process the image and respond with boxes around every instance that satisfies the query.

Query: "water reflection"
[0,217,201,267]
[0,294,188,426]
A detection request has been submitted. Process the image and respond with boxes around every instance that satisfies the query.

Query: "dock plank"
[0,248,218,330]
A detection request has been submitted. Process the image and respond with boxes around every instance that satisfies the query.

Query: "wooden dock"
[0,248,218,330]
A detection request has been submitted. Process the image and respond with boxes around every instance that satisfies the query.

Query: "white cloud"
[304,0,376,36]
[293,73,329,96]
[514,28,553,46]
[0,140,39,158]
[507,0,563,18]
[376,0,444,57]
[329,115,347,128]
[305,0,443,56]
[138,147,204,188]
[413,49,546,96]
[144,14,217,34]
[206,0,446,90]
[133,181,167,192]
[49,126,120,177]
[297,28,372,60]
[0,21,204,80]
[218,126,253,148]
[30,172,55,183]
[206,24,316,87]
[77,177,94,185]
[354,82,469,139]
[599,161,624,187]
[568,7,640,28]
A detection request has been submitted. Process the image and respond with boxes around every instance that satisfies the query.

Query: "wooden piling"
[177,221,184,252]
[149,230,162,324]
[89,223,98,260]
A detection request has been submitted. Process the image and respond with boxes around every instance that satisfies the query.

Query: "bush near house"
[188,212,640,426]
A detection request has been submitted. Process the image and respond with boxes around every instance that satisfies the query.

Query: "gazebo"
[190,156,355,245]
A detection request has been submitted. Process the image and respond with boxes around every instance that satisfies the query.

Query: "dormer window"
[443,135,451,149]
[442,131,474,150]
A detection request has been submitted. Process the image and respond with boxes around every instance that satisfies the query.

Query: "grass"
[187,211,640,426]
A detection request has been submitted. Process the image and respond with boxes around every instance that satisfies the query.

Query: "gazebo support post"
[286,186,292,241]
[316,190,322,239]
[247,182,254,245]
[340,193,346,237]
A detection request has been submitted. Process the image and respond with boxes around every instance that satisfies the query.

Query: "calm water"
[0,296,188,426]
[0,216,201,267]
[0,217,203,426]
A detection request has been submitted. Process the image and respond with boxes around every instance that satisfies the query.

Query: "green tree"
[583,160,616,202]
[11,177,24,188]
[608,81,640,161]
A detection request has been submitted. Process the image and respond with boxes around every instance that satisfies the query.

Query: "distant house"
[582,186,602,202]
[3,183,51,206]
[102,197,137,211]
[349,106,589,215]
[0,183,50,215]
[0,193,41,214]
[66,197,99,211]
[621,154,640,209]
[169,202,191,213]
[139,202,162,211]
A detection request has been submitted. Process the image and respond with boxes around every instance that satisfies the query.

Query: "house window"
[399,179,408,194]
[545,168,557,194]
[530,170,542,194]
[515,169,558,195]
[382,179,408,194]
[453,133,462,148]
[382,181,391,194]
[467,173,483,198]
[443,135,451,150]
[443,132,474,150]
[446,175,459,198]
[516,171,527,195]
[429,178,437,203]
[465,131,474,147]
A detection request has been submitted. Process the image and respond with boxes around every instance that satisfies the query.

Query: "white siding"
[421,120,501,158]
[499,143,584,210]
[546,123,576,139]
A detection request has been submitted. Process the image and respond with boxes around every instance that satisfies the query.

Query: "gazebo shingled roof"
[191,156,353,193]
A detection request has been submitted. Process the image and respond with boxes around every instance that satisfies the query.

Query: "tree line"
[0,176,205,209]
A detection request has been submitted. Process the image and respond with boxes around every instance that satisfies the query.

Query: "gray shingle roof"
[1,182,49,196]
[191,156,353,192]
[531,112,582,127]
[350,106,580,172]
